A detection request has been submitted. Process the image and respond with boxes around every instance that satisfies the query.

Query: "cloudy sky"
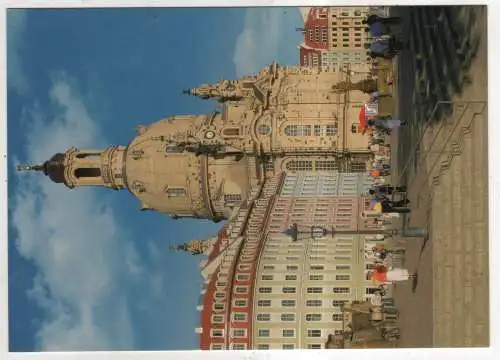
[7,7,302,351]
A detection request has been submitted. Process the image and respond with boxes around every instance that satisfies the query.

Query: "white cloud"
[232,8,294,77]
[11,74,141,350]
[7,10,29,96]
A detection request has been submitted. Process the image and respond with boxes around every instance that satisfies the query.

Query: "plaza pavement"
[388,6,489,347]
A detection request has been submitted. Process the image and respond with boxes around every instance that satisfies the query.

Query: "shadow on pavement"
[395,5,485,184]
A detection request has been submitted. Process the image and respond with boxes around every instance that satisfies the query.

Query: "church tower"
[17,146,126,190]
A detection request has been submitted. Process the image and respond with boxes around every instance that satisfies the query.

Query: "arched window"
[284,125,311,136]
[258,124,271,135]
[166,188,186,197]
[285,160,313,172]
[74,168,101,178]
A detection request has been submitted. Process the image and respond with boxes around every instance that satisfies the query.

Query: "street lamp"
[283,223,427,240]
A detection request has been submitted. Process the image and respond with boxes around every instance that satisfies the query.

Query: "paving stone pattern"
[389,6,489,347]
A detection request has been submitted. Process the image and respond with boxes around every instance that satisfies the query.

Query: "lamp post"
[283,223,427,240]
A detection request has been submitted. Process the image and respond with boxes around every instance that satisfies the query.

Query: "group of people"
[364,243,414,285]
[363,14,406,59]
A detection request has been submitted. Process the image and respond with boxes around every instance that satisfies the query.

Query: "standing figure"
[363,14,402,26]
[367,265,417,283]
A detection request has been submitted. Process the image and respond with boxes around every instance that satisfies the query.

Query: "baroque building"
[19,63,371,223]
[18,63,385,350]
[192,172,395,350]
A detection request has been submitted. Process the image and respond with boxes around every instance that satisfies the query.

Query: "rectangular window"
[232,329,247,338]
[211,329,224,337]
[307,287,323,294]
[309,274,324,281]
[231,343,246,350]
[210,344,224,350]
[332,314,343,322]
[234,299,248,307]
[310,265,324,270]
[282,287,296,294]
[257,344,270,350]
[258,300,272,307]
[233,313,247,322]
[282,329,295,337]
[336,265,351,271]
[307,344,322,349]
[306,313,322,321]
[215,292,225,299]
[214,303,225,311]
[263,265,275,270]
[280,313,295,322]
[256,313,271,321]
[258,287,272,294]
[333,287,350,294]
[261,274,273,281]
[281,300,296,307]
[366,287,380,295]
[258,329,270,337]
[286,265,299,271]
[307,329,322,338]
[211,315,224,323]
[235,286,248,294]
[285,274,297,281]
[282,344,295,349]
[332,300,347,307]
[306,299,322,307]
[236,274,250,281]
[336,275,351,281]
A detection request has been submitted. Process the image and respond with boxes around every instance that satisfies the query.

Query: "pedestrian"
[365,21,391,37]
[368,197,410,213]
[365,36,406,59]
[367,118,407,130]
[363,14,402,26]
[367,265,417,284]
[369,185,407,196]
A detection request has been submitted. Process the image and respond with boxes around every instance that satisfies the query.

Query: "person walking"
[365,21,392,37]
[363,14,402,26]
[369,185,407,196]
[367,264,417,284]
[367,118,407,130]
[365,36,406,59]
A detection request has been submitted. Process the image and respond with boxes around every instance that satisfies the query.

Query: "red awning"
[358,106,367,130]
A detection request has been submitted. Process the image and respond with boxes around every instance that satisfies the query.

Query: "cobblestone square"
[390,6,489,347]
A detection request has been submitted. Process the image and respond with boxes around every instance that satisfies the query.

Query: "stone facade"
[21,63,371,222]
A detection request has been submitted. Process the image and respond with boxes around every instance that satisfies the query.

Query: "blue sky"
[7,7,302,351]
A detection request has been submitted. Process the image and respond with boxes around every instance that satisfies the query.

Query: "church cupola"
[17,152,67,184]
[17,145,127,190]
